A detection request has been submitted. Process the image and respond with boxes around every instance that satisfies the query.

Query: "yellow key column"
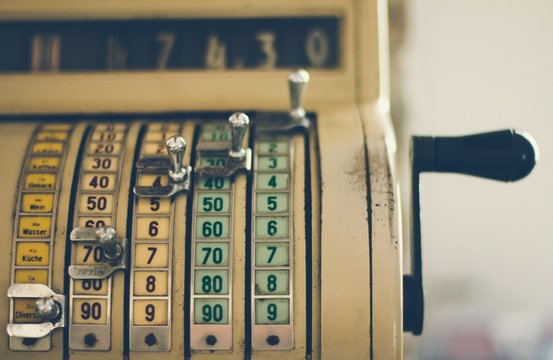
[2,123,79,359]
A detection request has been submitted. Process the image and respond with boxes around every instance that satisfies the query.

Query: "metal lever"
[404,129,538,335]
[288,69,310,122]
[7,284,65,338]
[229,112,249,160]
[256,69,311,131]
[196,113,252,177]
[68,226,128,279]
[167,135,188,182]
[133,135,192,198]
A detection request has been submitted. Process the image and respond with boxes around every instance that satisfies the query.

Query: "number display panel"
[251,135,295,350]
[9,124,74,351]
[68,123,129,351]
[0,18,339,73]
[190,123,236,351]
[130,123,183,351]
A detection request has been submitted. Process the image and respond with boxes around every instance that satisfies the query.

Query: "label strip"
[9,123,74,351]
[130,123,182,351]
[251,135,294,350]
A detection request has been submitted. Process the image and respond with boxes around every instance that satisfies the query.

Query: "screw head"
[229,112,249,128]
[35,298,60,320]
[166,135,186,153]
[288,69,310,85]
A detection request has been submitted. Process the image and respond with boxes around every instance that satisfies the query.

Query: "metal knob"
[229,112,249,160]
[96,226,121,261]
[166,135,188,183]
[35,298,60,321]
[288,69,310,121]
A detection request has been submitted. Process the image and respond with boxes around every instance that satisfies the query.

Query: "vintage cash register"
[0,0,538,359]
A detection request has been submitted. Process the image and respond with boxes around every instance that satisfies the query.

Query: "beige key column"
[128,121,191,358]
[68,122,139,359]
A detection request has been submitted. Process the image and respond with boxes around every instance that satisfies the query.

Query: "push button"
[27,157,60,171]
[72,298,108,325]
[24,173,57,190]
[133,300,168,326]
[15,242,50,265]
[42,124,71,131]
[134,243,169,268]
[36,131,68,141]
[74,279,108,295]
[255,216,289,239]
[31,142,64,155]
[21,193,55,213]
[13,299,42,323]
[255,299,290,325]
[18,216,51,238]
[14,269,49,285]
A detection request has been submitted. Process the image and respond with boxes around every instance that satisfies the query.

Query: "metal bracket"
[7,284,65,338]
[195,149,252,177]
[134,157,192,197]
[196,112,252,177]
[68,227,128,279]
[255,113,310,133]
[134,134,193,198]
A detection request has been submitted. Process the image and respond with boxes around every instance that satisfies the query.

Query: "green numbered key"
[199,156,227,167]
[255,270,289,295]
[255,298,290,325]
[201,124,230,141]
[196,216,230,239]
[257,141,289,155]
[197,192,230,213]
[256,173,289,190]
[255,242,289,266]
[194,269,229,295]
[255,216,289,239]
[256,193,289,213]
[194,298,229,324]
[257,156,289,171]
[197,176,230,190]
[195,242,229,266]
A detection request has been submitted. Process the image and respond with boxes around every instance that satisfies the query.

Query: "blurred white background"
[394,1,553,359]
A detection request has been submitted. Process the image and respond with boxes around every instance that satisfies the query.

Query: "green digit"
[203,177,225,189]
[267,220,277,236]
[268,175,277,188]
[267,196,277,211]
[202,275,223,293]
[201,247,212,264]
[202,221,223,237]
[267,275,277,292]
[267,246,277,263]
[267,303,277,321]
[202,304,212,322]
[202,197,223,212]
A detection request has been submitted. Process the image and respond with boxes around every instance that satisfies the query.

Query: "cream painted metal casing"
[0,0,403,358]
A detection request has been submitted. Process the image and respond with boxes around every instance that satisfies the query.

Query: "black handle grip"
[404,128,538,336]
[412,129,538,181]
